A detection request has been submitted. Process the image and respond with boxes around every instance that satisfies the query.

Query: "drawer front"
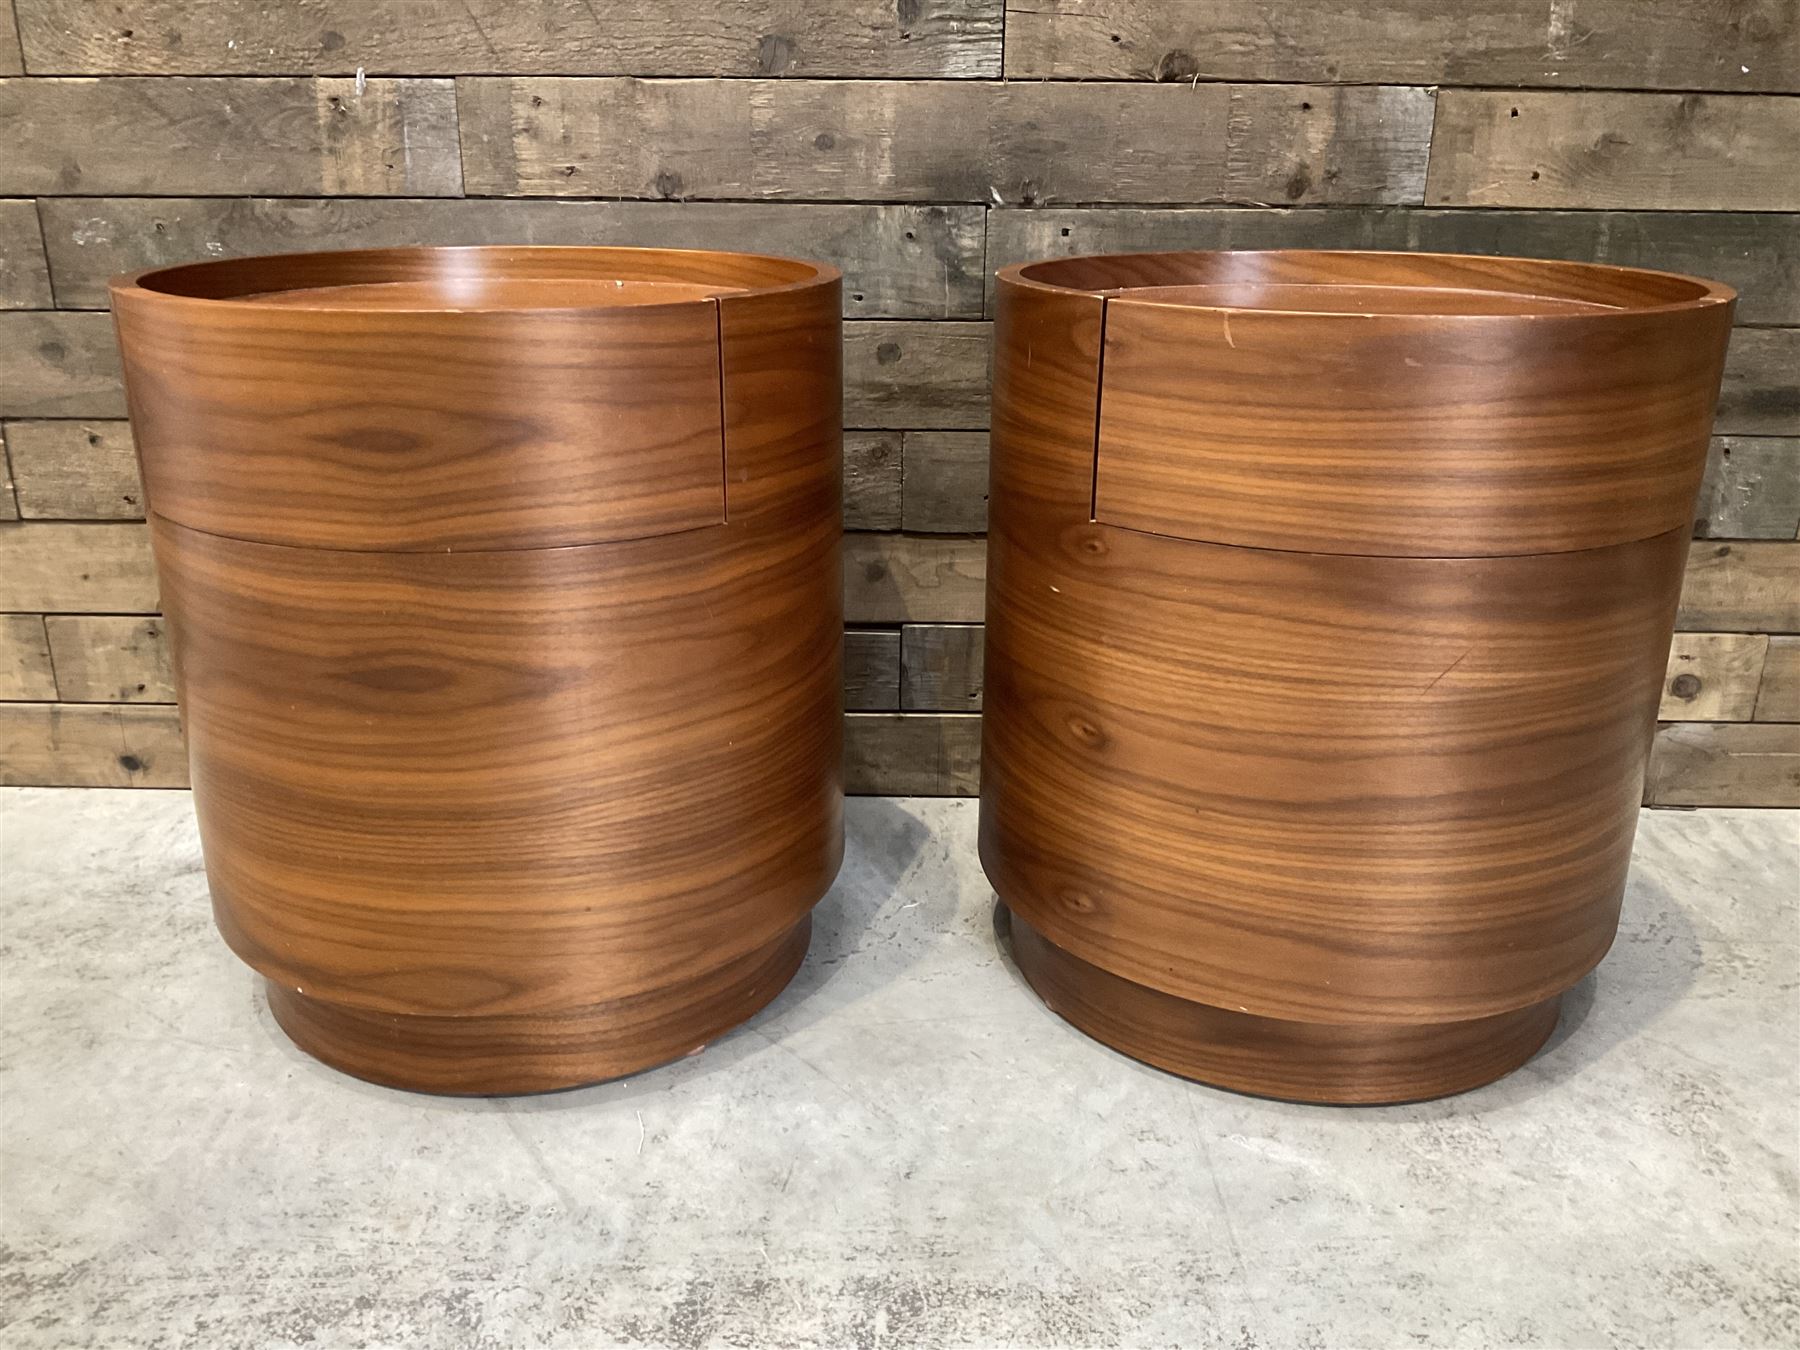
[1093,295,1731,557]
[117,297,727,552]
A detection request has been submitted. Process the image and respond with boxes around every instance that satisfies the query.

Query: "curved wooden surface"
[267,918,812,1097]
[116,247,844,1093]
[111,246,835,552]
[1076,252,1735,558]
[1006,914,1561,1106]
[981,250,1733,1103]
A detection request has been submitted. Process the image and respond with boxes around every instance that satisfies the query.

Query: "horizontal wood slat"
[843,322,991,429]
[1428,90,1800,212]
[15,1,1004,78]
[0,312,124,418]
[457,78,1432,205]
[42,615,174,702]
[0,1,20,76]
[1756,637,1800,721]
[1646,722,1800,807]
[0,77,462,196]
[0,199,51,308]
[1696,437,1800,540]
[845,712,981,795]
[39,198,986,319]
[3,420,142,519]
[0,523,157,612]
[1717,330,1800,437]
[1002,1,1800,93]
[1658,633,1770,722]
[0,612,55,699]
[844,533,987,624]
[844,432,902,531]
[1676,542,1800,634]
[0,426,17,521]
[901,624,984,711]
[844,629,902,711]
[985,208,1800,326]
[902,432,989,533]
[0,703,187,787]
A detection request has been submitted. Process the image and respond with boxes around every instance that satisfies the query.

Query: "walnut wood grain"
[110,247,792,551]
[981,250,1732,1102]
[266,918,813,1096]
[116,246,844,1093]
[1006,911,1561,1106]
[1091,252,1733,557]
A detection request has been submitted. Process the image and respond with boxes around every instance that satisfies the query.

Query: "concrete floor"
[1,790,1796,1350]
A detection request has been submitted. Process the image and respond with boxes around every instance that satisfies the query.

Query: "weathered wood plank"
[0,523,158,612]
[1645,722,1800,807]
[844,432,902,531]
[0,77,461,196]
[15,1,1003,78]
[0,613,55,700]
[1,199,51,309]
[844,628,901,712]
[844,533,986,624]
[901,624,984,711]
[1755,636,1800,721]
[1717,329,1800,437]
[1224,84,1432,207]
[0,703,188,787]
[458,78,1432,205]
[0,312,125,418]
[1677,541,1800,634]
[844,322,990,429]
[43,615,174,702]
[39,197,986,319]
[0,0,21,75]
[457,77,1221,204]
[1695,437,1800,540]
[985,208,1800,325]
[4,420,143,519]
[1428,90,1800,212]
[1003,1,1800,93]
[0,426,17,521]
[1659,633,1769,722]
[845,712,981,795]
[902,431,989,532]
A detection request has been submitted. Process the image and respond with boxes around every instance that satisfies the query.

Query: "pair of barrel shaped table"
[110,246,1734,1102]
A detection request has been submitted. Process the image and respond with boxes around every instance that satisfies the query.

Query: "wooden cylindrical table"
[111,247,844,1094]
[981,250,1734,1103]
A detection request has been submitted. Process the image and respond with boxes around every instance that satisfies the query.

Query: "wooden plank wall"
[0,1,1795,804]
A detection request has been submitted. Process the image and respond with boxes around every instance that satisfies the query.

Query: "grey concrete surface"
[1,789,1796,1350]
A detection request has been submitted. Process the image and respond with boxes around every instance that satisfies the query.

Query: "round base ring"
[1006,909,1559,1105]
[266,915,811,1095]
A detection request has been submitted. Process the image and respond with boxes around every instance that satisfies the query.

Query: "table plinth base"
[266,916,811,1096]
[1007,911,1559,1105]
